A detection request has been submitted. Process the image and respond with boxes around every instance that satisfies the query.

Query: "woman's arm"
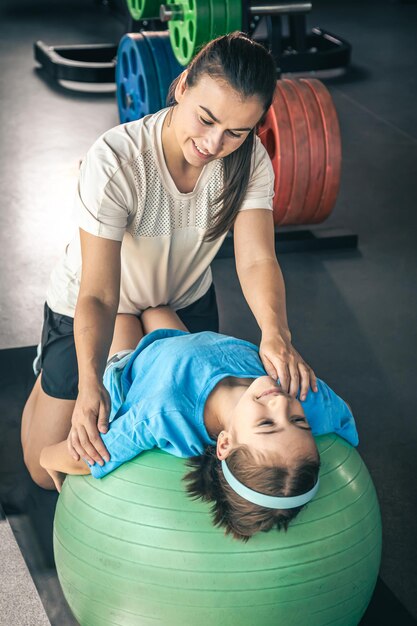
[233,208,317,400]
[75,229,122,387]
[234,209,290,337]
[68,229,122,466]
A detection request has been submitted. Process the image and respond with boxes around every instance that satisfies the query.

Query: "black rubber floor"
[1,0,416,624]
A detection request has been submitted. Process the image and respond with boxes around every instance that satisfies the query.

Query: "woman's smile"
[191,139,212,160]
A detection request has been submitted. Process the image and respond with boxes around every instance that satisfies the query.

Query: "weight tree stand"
[33,0,357,255]
[243,1,351,74]
[34,0,351,81]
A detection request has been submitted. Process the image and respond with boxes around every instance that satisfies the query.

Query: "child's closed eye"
[258,419,274,426]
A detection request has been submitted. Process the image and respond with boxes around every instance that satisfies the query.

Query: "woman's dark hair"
[183,444,320,542]
[166,32,277,241]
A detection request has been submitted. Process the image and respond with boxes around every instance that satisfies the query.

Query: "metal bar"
[159,4,184,21]
[160,1,311,21]
[34,41,116,82]
[250,3,311,15]
[266,15,284,71]
[289,14,307,52]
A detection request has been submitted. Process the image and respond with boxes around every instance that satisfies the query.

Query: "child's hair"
[183,444,320,542]
[167,32,277,241]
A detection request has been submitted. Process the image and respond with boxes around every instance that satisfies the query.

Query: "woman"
[21,32,317,489]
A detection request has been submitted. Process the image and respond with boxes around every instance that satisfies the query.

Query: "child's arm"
[40,441,91,492]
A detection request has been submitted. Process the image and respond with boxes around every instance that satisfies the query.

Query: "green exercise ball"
[54,435,382,626]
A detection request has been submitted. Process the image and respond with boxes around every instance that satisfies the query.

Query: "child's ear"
[216,431,233,460]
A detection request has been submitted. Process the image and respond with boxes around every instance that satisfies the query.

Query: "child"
[40,307,358,541]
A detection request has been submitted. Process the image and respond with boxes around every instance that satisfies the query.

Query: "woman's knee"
[21,377,74,489]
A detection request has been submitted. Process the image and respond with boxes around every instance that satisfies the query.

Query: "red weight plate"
[271,82,295,225]
[302,79,341,224]
[257,105,283,225]
[277,79,310,225]
[291,79,326,224]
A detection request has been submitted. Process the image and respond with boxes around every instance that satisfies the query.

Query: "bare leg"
[21,375,42,450]
[141,306,188,334]
[21,375,75,489]
[108,314,144,358]
[21,315,144,490]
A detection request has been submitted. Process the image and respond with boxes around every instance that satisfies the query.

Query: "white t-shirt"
[46,108,274,317]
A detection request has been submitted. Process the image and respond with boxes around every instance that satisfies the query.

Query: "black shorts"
[38,283,219,401]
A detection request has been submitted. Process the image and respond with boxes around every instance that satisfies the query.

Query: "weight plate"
[126,0,161,21]
[116,33,162,123]
[276,79,310,225]
[302,79,341,224]
[269,83,295,224]
[226,0,242,32]
[126,0,143,20]
[209,0,227,38]
[257,105,283,226]
[154,30,185,103]
[291,79,326,224]
[168,0,211,66]
[142,31,173,110]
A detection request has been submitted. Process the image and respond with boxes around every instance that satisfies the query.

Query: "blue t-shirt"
[90,330,359,478]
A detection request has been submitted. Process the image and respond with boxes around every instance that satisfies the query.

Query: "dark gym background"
[0,0,416,624]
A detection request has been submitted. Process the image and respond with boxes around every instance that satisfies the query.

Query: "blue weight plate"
[116,33,161,124]
[153,31,184,106]
[160,31,185,82]
[141,31,171,110]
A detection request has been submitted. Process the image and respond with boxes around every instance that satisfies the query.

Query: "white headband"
[221,459,319,509]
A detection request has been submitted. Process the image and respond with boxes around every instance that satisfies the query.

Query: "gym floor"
[0,0,416,624]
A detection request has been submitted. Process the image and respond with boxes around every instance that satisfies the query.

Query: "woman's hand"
[67,382,111,466]
[259,333,317,401]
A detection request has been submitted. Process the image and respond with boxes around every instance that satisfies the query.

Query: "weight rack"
[33,0,357,254]
[34,0,351,82]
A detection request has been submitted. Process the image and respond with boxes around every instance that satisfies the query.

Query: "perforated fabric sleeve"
[76,130,139,242]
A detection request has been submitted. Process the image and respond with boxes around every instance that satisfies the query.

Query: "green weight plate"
[126,0,143,20]
[126,0,161,21]
[210,0,227,38]
[168,0,211,66]
[226,0,242,33]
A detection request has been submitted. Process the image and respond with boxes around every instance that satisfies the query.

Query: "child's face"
[225,376,318,465]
